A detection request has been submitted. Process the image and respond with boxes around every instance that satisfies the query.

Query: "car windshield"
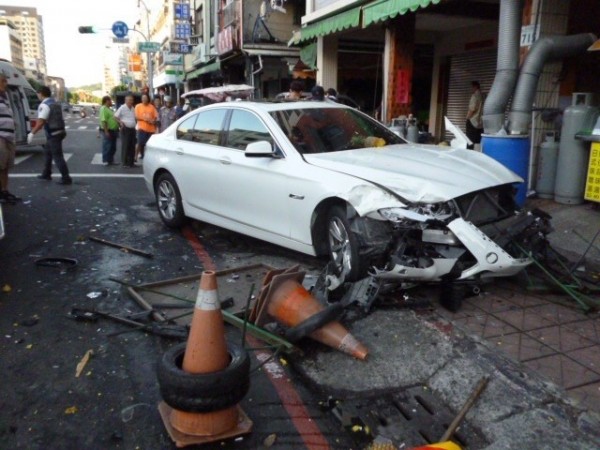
[269,107,405,154]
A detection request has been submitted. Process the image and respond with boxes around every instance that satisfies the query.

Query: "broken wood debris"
[88,235,153,259]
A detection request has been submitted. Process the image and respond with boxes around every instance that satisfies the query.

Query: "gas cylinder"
[536,132,559,199]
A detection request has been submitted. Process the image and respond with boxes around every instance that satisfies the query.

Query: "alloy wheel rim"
[157,181,176,220]
[328,217,352,274]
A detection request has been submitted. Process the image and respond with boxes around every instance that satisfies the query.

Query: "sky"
[2,0,140,87]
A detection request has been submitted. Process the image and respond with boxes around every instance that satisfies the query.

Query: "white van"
[0,59,38,145]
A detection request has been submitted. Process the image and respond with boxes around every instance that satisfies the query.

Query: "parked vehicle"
[143,102,547,287]
[0,59,38,145]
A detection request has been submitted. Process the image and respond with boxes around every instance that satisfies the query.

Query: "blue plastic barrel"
[481,135,530,206]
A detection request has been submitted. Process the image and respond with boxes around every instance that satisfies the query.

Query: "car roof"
[198,100,350,114]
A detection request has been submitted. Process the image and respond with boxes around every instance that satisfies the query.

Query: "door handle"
[289,194,305,200]
[175,148,184,155]
[220,157,232,165]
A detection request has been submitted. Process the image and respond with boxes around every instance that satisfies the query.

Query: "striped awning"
[362,0,442,27]
[297,6,362,43]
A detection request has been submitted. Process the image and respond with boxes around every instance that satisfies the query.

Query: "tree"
[110,84,129,97]
[27,78,43,91]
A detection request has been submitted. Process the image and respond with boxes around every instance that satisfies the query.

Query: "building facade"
[0,5,47,82]
[0,18,24,71]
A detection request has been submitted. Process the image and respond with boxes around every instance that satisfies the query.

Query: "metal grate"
[330,386,489,449]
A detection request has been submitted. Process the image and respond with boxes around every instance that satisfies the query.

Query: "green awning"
[298,6,361,43]
[363,0,441,27]
[185,59,220,80]
[299,43,317,69]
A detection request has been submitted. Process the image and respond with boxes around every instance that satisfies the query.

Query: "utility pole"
[137,0,153,96]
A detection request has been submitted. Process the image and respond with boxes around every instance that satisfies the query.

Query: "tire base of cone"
[159,271,253,446]
[159,402,253,447]
[262,270,368,360]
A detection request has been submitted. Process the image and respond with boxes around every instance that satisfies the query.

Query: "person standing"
[286,80,304,101]
[114,94,137,167]
[0,72,20,204]
[466,81,484,150]
[158,96,177,132]
[134,93,157,161]
[28,86,72,185]
[174,97,187,119]
[99,96,120,165]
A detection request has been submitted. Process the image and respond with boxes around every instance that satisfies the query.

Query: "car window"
[176,115,197,141]
[24,87,40,111]
[225,110,274,151]
[270,107,405,154]
[191,109,227,145]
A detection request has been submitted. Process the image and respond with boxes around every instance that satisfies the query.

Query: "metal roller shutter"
[445,50,497,141]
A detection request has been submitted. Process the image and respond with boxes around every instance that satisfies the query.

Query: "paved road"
[1,116,358,449]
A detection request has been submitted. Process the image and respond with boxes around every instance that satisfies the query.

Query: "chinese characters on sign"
[584,142,600,203]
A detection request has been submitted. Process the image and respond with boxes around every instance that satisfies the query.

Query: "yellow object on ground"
[409,441,461,450]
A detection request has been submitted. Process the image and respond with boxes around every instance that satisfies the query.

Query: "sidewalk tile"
[453,313,518,338]
[566,345,600,374]
[563,318,600,344]
[567,382,600,411]
[527,325,596,352]
[488,332,556,362]
[469,293,517,314]
[523,354,600,389]
[492,305,556,331]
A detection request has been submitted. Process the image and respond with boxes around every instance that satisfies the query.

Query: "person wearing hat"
[158,96,177,133]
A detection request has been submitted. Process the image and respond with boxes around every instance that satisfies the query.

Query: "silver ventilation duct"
[482,0,524,134]
[507,33,597,134]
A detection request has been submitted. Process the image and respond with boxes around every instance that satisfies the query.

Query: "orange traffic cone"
[265,271,368,360]
[158,270,252,446]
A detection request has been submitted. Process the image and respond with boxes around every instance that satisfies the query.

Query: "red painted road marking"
[182,226,330,449]
[182,225,216,271]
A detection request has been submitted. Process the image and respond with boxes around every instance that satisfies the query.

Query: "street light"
[137,0,153,96]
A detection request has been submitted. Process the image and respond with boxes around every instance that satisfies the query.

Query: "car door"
[172,108,228,217]
[215,108,292,239]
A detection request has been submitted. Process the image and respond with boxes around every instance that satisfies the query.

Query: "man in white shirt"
[114,94,137,167]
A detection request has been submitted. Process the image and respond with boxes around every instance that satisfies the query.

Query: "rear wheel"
[326,205,364,282]
[155,173,186,228]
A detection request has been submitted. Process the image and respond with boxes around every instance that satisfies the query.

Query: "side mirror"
[245,140,277,157]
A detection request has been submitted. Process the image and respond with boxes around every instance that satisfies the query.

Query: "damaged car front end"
[327,183,551,289]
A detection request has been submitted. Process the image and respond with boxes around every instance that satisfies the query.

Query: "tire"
[157,341,250,413]
[285,302,344,343]
[155,172,186,228]
[326,205,365,282]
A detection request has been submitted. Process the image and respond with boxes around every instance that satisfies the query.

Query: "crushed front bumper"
[373,217,532,282]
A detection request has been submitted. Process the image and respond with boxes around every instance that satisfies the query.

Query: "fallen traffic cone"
[265,271,368,360]
[158,270,252,447]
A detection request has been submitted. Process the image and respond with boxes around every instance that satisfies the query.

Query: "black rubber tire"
[154,172,186,228]
[157,341,250,412]
[326,205,365,282]
[285,302,345,343]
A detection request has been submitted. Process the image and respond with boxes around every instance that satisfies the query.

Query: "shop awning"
[185,59,220,80]
[363,0,441,28]
[297,6,361,43]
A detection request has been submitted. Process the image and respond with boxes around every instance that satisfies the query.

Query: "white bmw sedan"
[143,101,544,285]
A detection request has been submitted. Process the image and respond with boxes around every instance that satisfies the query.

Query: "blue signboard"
[175,23,191,40]
[174,3,190,20]
[112,21,129,39]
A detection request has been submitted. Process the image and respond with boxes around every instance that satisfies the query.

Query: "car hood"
[303,144,522,203]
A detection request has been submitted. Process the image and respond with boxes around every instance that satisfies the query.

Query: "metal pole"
[138,0,153,96]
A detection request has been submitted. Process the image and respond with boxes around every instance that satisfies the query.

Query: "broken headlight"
[378,202,455,224]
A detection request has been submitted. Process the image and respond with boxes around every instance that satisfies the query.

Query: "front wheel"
[155,173,186,228]
[326,205,365,282]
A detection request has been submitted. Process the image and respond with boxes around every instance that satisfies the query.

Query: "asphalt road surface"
[0,114,360,449]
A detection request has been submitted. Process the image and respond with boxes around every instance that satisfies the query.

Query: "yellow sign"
[584,142,600,202]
